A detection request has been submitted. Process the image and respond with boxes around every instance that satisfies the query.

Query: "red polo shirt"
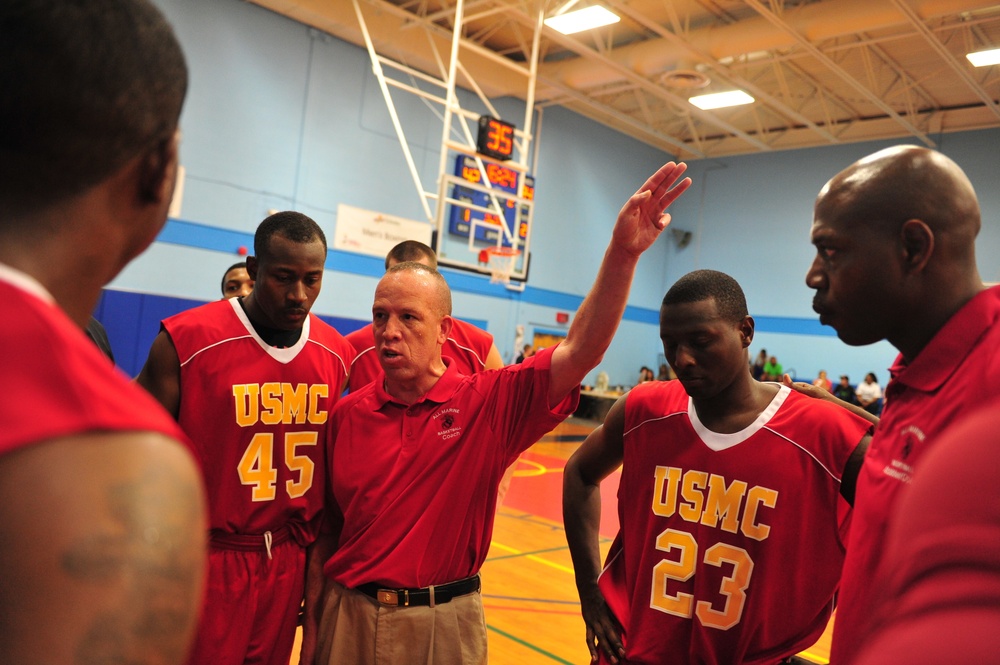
[345,319,495,392]
[853,399,1000,664]
[831,285,1000,664]
[324,345,578,588]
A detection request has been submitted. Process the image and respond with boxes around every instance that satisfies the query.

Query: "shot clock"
[476,116,515,161]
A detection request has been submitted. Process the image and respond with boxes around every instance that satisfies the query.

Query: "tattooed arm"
[0,431,207,664]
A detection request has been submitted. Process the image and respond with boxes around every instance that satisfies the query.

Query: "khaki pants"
[315,581,488,665]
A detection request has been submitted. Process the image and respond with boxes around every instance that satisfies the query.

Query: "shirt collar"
[890,285,1000,392]
[372,356,464,408]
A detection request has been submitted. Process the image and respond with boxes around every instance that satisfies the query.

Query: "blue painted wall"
[106,0,1000,389]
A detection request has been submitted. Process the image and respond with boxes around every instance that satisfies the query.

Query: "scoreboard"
[448,155,533,247]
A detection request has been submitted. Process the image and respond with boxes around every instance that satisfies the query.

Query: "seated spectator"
[761,355,783,381]
[812,369,833,392]
[856,372,883,415]
[751,348,767,380]
[833,375,857,405]
[515,344,534,364]
[637,366,655,383]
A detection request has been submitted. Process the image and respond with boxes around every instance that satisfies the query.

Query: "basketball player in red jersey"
[564,270,872,665]
[346,240,504,392]
[0,1,206,662]
[137,212,354,665]
[222,261,254,299]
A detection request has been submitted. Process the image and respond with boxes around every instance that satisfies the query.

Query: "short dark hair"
[254,211,327,262]
[221,262,247,294]
[0,0,188,218]
[662,269,748,323]
[385,240,437,270]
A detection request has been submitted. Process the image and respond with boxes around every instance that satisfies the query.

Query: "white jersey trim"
[228,296,311,364]
[689,384,790,451]
[307,338,351,376]
[446,337,487,369]
[350,345,376,367]
[0,261,55,304]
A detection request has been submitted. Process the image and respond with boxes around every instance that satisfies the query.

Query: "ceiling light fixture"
[689,90,755,110]
[967,47,1000,67]
[544,5,620,35]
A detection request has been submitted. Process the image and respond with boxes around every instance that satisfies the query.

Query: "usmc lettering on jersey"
[232,382,329,427]
[652,466,778,541]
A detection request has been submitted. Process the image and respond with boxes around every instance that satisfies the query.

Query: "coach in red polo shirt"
[805,145,1000,664]
[303,161,692,665]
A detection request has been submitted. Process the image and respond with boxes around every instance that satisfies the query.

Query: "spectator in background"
[85,316,115,363]
[637,366,655,383]
[856,372,882,416]
[812,369,832,392]
[832,374,856,405]
[761,355,783,381]
[657,363,673,381]
[221,260,254,299]
[751,348,767,380]
[516,344,535,364]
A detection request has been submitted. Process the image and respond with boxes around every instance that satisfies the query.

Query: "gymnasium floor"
[292,416,833,664]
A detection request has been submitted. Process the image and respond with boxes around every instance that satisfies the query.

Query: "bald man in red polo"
[303,162,692,665]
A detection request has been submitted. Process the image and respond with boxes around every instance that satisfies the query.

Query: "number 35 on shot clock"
[477,116,515,161]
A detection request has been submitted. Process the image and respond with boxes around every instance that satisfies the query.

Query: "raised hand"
[612,161,692,256]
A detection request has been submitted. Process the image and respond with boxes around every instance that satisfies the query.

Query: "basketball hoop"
[484,246,520,284]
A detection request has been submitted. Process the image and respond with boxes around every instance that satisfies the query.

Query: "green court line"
[487,624,576,664]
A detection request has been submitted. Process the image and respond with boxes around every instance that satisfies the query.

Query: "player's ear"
[139,130,180,205]
[739,315,755,348]
[246,256,259,280]
[900,218,934,274]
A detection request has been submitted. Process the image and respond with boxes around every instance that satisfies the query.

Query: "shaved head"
[816,146,980,257]
[808,145,985,359]
[383,262,452,317]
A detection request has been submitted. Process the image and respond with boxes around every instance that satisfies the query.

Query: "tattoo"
[62,463,203,664]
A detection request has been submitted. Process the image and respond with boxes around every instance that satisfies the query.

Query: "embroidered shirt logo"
[434,407,462,440]
[883,424,924,483]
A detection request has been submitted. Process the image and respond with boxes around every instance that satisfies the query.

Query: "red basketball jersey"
[600,381,869,665]
[346,318,494,391]
[164,298,353,546]
[0,265,189,457]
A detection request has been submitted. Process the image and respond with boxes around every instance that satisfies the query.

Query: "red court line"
[505,452,621,539]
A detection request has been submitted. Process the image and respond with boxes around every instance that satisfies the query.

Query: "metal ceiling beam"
[743,0,936,146]
[890,0,1000,120]
[497,3,773,151]
[602,0,841,145]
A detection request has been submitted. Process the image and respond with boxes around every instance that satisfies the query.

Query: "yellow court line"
[490,541,575,575]
[512,459,548,477]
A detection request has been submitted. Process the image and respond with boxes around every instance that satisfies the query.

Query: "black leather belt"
[355,574,481,607]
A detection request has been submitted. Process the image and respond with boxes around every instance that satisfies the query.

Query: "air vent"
[661,69,710,90]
